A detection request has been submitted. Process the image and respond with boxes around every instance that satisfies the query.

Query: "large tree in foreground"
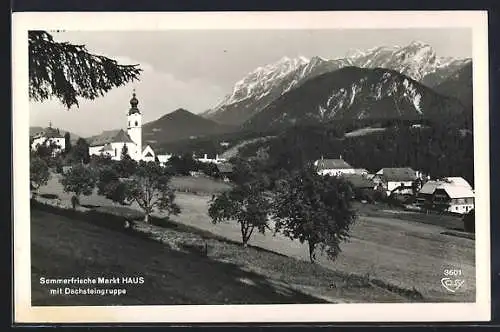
[60,164,97,209]
[272,166,357,263]
[208,158,271,247]
[29,30,142,109]
[125,161,181,223]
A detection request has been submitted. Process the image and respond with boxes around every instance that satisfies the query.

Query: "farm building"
[196,153,227,164]
[216,163,234,181]
[416,177,474,214]
[313,156,355,177]
[372,167,419,196]
[30,124,65,156]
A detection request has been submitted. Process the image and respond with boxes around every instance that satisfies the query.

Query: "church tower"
[127,90,142,160]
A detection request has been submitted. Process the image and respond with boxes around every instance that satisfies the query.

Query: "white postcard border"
[12,11,491,323]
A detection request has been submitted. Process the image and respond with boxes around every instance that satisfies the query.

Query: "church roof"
[88,129,134,147]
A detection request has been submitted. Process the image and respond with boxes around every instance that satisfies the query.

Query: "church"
[88,91,157,162]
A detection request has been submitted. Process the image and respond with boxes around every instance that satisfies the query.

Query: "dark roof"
[315,159,353,170]
[342,174,376,189]
[377,167,417,182]
[216,163,234,173]
[35,127,64,138]
[88,129,134,147]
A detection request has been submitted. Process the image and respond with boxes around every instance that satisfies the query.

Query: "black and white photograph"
[13,11,490,323]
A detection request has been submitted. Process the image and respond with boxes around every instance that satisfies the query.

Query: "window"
[128,121,130,127]
[145,152,153,157]
[115,148,117,156]
[135,121,138,126]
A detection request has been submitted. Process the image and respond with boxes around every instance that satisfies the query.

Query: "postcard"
[13,10,490,323]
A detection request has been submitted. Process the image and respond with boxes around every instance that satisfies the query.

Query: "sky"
[29,28,472,137]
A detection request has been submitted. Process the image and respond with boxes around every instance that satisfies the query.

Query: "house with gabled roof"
[373,167,419,196]
[313,156,355,177]
[87,91,157,162]
[30,123,66,156]
[416,177,474,214]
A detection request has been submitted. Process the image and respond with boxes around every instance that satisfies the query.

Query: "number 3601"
[443,269,462,276]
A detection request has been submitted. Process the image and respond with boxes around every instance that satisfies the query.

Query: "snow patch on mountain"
[205,41,471,124]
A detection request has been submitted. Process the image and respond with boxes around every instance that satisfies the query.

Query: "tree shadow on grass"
[149,215,289,258]
[30,208,329,306]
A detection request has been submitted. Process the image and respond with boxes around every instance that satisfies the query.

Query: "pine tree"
[29,30,142,109]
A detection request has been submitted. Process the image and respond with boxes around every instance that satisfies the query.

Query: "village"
[30,91,475,219]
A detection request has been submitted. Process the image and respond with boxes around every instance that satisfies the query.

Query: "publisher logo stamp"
[441,269,465,293]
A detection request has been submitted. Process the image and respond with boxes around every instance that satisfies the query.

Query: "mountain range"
[203,41,471,126]
[243,67,467,132]
[32,41,473,150]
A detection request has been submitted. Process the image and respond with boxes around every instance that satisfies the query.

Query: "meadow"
[31,173,475,304]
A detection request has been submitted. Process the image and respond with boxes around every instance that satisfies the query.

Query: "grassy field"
[353,202,466,231]
[169,175,231,194]
[33,173,475,304]
[31,209,331,305]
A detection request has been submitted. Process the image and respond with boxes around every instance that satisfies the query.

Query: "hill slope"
[432,62,473,109]
[243,67,466,132]
[142,109,237,146]
[203,56,350,126]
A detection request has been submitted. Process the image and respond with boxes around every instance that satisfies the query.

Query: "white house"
[157,153,173,167]
[373,167,419,196]
[30,124,66,156]
[196,153,227,164]
[416,177,474,214]
[313,157,356,176]
[88,91,157,162]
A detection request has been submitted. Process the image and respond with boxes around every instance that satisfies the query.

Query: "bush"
[463,209,475,233]
[373,189,388,203]
[39,193,59,200]
[354,188,375,203]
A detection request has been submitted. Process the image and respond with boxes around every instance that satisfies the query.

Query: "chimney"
[204,153,208,159]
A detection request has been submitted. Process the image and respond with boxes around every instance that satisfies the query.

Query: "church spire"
[128,89,140,115]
